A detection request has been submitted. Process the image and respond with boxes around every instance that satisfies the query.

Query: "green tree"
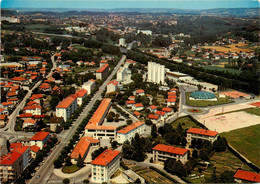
[65,157,72,166]
[151,124,157,138]
[220,170,234,183]
[77,154,84,167]
[63,178,70,184]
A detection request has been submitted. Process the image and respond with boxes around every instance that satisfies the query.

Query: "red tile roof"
[11,77,27,81]
[148,105,157,110]
[117,121,144,134]
[85,124,116,130]
[10,143,22,149]
[168,92,176,95]
[24,105,42,110]
[134,103,143,108]
[40,83,51,89]
[126,100,135,104]
[0,151,22,165]
[1,102,13,106]
[153,144,188,155]
[30,145,40,153]
[91,149,120,166]
[7,98,19,102]
[75,88,88,98]
[30,94,43,100]
[19,113,33,118]
[0,114,7,120]
[234,170,260,182]
[7,92,17,97]
[56,96,76,109]
[108,80,118,86]
[85,98,111,127]
[148,114,159,120]
[187,128,218,137]
[30,132,50,141]
[155,111,166,116]
[162,107,173,112]
[135,89,145,94]
[70,137,99,159]
[96,64,109,73]
[167,99,176,102]
[133,111,141,116]
[168,95,177,99]
[27,101,39,106]
[24,118,36,125]
[13,146,29,155]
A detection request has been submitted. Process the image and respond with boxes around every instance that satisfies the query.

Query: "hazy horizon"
[2,0,259,10]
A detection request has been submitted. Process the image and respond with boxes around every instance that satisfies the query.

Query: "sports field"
[202,43,253,53]
[221,124,260,168]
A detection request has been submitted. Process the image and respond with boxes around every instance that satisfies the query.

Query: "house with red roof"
[186,128,219,143]
[91,149,121,183]
[74,88,88,106]
[133,89,145,96]
[82,79,96,95]
[11,145,31,170]
[30,132,50,149]
[106,80,118,93]
[70,137,100,164]
[10,77,28,85]
[96,64,109,80]
[162,107,174,116]
[152,144,188,164]
[22,118,37,129]
[167,98,176,106]
[30,94,43,103]
[117,121,145,144]
[24,105,42,115]
[30,145,40,159]
[56,96,77,122]
[234,169,260,183]
[125,100,135,108]
[132,103,144,111]
[147,105,157,113]
[40,83,52,92]
[0,108,9,115]
[155,111,167,118]
[133,111,141,118]
[0,115,8,126]
[0,151,23,182]
[1,102,13,109]
[148,114,160,121]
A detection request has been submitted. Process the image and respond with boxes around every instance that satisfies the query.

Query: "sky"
[1,0,259,9]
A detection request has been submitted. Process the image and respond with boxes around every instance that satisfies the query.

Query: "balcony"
[7,167,13,171]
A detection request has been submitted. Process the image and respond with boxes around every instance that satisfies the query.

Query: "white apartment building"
[117,121,145,144]
[24,105,42,115]
[153,144,188,164]
[56,96,77,122]
[85,125,117,139]
[117,67,132,83]
[106,80,118,93]
[30,132,50,150]
[82,79,96,95]
[186,128,218,143]
[91,149,121,183]
[74,88,88,106]
[148,62,165,84]
[119,38,126,46]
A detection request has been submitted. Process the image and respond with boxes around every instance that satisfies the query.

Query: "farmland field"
[221,124,260,168]
[202,43,253,53]
[204,65,242,74]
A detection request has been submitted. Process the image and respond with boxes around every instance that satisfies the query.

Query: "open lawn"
[124,162,172,184]
[221,124,260,168]
[244,107,260,116]
[202,43,253,53]
[72,44,88,50]
[186,92,233,107]
[204,65,241,74]
[62,165,81,174]
[171,116,201,130]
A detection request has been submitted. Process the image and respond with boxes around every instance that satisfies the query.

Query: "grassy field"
[185,150,253,183]
[72,44,88,50]
[62,165,81,173]
[124,162,172,184]
[186,93,233,107]
[202,43,253,53]
[221,124,260,168]
[204,65,242,74]
[215,107,260,116]
[171,116,201,130]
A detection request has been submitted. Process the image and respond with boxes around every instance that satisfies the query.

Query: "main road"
[29,43,133,184]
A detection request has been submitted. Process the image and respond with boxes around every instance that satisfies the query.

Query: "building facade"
[153,144,188,164]
[117,121,145,144]
[91,149,121,183]
[186,128,218,143]
[56,96,77,122]
[147,62,165,84]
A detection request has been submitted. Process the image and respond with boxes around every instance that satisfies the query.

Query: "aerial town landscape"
[0,0,259,183]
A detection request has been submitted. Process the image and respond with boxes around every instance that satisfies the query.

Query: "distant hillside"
[2,8,259,17]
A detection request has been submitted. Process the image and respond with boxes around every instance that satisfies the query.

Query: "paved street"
[29,43,133,184]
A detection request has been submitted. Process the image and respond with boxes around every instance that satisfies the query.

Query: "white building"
[82,79,96,95]
[119,38,126,47]
[30,132,50,149]
[56,96,77,122]
[186,128,218,143]
[132,103,144,111]
[117,67,132,83]
[74,88,88,106]
[148,62,165,84]
[137,30,152,35]
[91,149,121,183]
[85,125,117,139]
[106,80,118,93]
[153,144,188,164]
[1,16,20,23]
[166,70,193,82]
[24,105,42,115]
[117,121,145,144]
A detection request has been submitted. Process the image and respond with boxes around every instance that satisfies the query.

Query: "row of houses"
[0,132,50,182]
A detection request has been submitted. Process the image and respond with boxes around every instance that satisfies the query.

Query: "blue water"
[2,0,259,9]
